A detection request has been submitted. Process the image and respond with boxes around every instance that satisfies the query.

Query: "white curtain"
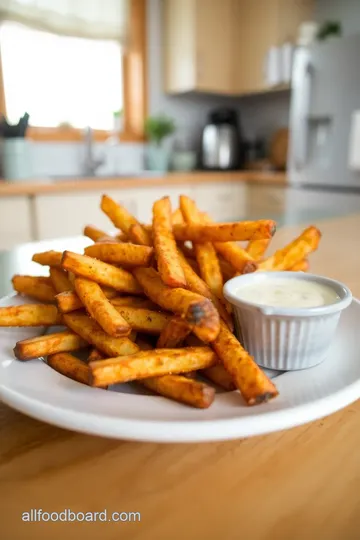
[0,0,130,42]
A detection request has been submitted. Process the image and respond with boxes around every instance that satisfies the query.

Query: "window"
[0,0,147,141]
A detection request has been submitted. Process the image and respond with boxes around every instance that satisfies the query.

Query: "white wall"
[315,0,360,36]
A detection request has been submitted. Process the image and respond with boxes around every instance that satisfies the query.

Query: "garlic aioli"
[235,278,340,308]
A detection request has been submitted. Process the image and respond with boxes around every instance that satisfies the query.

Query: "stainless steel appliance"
[201,109,242,170]
[288,35,360,189]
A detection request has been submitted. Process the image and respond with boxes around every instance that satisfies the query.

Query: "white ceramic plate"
[1,294,360,443]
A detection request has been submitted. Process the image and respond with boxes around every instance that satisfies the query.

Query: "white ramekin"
[223,272,352,371]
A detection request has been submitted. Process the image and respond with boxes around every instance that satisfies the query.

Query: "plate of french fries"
[1,194,360,442]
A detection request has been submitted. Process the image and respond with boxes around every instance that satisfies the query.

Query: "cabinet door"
[0,196,33,250]
[245,185,286,220]
[192,182,245,222]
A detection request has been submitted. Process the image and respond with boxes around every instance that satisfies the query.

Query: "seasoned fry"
[218,257,235,281]
[101,194,151,245]
[64,312,139,357]
[201,365,236,392]
[83,225,109,242]
[32,250,63,268]
[47,352,90,385]
[55,291,83,312]
[128,223,152,246]
[173,220,276,243]
[157,316,191,347]
[172,208,184,225]
[50,268,73,293]
[74,277,131,337]
[84,242,153,267]
[177,250,234,331]
[142,375,215,409]
[87,348,105,362]
[133,267,220,342]
[14,331,87,361]
[215,242,257,273]
[258,226,321,271]
[113,306,170,334]
[62,251,142,294]
[89,347,218,386]
[246,238,271,260]
[56,289,147,314]
[153,196,187,288]
[212,322,278,405]
[0,304,61,326]
[180,196,223,298]
[12,275,56,303]
[290,259,309,272]
[111,296,158,310]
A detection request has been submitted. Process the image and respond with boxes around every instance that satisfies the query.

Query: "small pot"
[146,145,170,172]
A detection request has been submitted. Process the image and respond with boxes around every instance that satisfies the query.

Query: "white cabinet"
[0,196,33,250]
[193,182,247,221]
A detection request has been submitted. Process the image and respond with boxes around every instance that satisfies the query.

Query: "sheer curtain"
[0,0,130,42]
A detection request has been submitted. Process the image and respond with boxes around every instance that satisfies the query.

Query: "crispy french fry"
[218,257,235,282]
[258,226,321,271]
[157,316,191,347]
[55,291,83,312]
[12,275,56,303]
[83,225,109,242]
[47,352,90,385]
[133,267,220,342]
[14,331,87,361]
[111,296,158,310]
[56,289,147,314]
[101,194,151,246]
[173,220,276,243]
[88,348,105,362]
[290,259,309,272]
[212,322,278,405]
[128,223,152,246]
[32,250,63,268]
[50,268,73,293]
[89,346,218,386]
[142,375,215,409]
[177,250,234,331]
[74,277,131,337]
[0,304,61,327]
[180,196,223,299]
[62,251,142,294]
[64,312,139,357]
[172,208,184,225]
[84,242,153,267]
[113,306,170,334]
[246,238,271,260]
[153,196,187,288]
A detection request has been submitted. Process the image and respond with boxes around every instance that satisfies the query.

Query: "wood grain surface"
[1,214,360,540]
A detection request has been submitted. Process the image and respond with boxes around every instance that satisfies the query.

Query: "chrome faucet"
[82,126,105,176]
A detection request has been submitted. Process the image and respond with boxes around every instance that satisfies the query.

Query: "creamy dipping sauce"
[235,278,340,308]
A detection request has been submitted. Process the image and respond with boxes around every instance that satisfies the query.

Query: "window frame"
[0,0,147,142]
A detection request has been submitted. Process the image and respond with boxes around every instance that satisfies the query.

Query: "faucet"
[82,126,105,176]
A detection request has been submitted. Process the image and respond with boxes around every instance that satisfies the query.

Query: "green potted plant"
[144,114,176,171]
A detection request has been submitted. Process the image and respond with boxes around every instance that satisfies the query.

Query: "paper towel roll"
[348,110,360,171]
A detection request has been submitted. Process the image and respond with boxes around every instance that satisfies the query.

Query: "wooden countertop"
[0,170,287,196]
[1,213,360,539]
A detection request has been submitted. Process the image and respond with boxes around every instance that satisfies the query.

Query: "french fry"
[111,296,158,310]
[177,250,234,331]
[14,331,87,361]
[218,257,235,281]
[173,220,276,243]
[84,243,153,267]
[32,250,63,268]
[74,277,131,337]
[47,352,90,385]
[153,196,187,287]
[156,316,191,347]
[89,346,218,386]
[180,196,223,299]
[172,208,184,225]
[0,304,61,327]
[128,223,152,246]
[133,267,220,342]
[290,259,309,272]
[212,322,278,405]
[246,238,271,260]
[101,194,151,246]
[87,348,105,362]
[61,251,142,294]
[64,312,139,357]
[56,289,147,314]
[50,268,73,293]
[12,275,56,303]
[141,375,215,409]
[258,226,321,271]
[83,225,109,242]
[55,291,84,313]
[113,306,170,334]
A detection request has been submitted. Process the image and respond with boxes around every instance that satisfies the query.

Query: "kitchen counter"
[0,170,287,196]
[1,213,360,539]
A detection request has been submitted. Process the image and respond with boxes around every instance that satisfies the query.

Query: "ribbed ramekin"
[223,272,352,371]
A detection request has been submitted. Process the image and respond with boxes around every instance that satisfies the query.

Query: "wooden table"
[1,214,360,540]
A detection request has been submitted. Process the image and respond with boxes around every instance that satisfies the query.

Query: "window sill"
[26,127,145,143]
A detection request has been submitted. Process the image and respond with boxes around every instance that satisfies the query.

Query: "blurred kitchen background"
[1,0,360,251]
